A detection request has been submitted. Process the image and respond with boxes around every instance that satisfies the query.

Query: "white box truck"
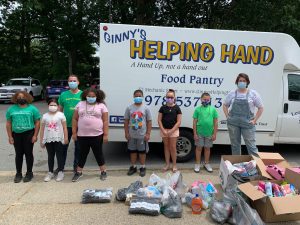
[99,23,300,161]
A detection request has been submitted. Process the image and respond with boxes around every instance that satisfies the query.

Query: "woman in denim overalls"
[223,73,264,156]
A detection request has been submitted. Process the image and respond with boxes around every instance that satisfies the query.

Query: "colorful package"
[266,164,285,180]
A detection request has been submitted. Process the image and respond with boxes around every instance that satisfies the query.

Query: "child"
[40,99,68,182]
[124,89,152,177]
[71,88,109,182]
[158,89,182,173]
[6,91,40,183]
[193,92,218,173]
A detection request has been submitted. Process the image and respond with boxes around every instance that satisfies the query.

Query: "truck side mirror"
[31,83,36,87]
[1,83,5,87]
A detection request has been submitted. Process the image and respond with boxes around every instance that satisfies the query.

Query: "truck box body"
[100,23,300,160]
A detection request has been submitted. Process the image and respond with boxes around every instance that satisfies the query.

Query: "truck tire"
[176,129,195,162]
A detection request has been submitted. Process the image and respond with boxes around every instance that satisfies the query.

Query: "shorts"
[127,138,149,153]
[160,128,179,138]
[195,135,213,148]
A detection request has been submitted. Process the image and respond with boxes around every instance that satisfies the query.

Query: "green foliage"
[0,0,299,84]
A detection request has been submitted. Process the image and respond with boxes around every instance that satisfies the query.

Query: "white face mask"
[49,105,58,112]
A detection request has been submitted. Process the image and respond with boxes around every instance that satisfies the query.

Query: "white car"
[0,78,44,102]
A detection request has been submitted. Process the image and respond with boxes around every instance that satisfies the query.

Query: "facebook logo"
[110,115,124,124]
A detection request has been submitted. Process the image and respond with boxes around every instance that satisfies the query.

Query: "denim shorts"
[195,135,213,148]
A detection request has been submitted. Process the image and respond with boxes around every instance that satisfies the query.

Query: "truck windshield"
[6,80,30,86]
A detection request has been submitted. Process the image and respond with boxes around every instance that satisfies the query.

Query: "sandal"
[172,167,178,173]
[162,165,170,172]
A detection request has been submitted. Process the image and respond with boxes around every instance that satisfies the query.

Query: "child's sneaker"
[100,171,107,181]
[14,173,23,183]
[44,172,54,182]
[23,172,33,182]
[72,172,82,182]
[139,167,146,177]
[194,164,200,173]
[56,171,64,182]
[127,166,137,176]
[204,163,213,172]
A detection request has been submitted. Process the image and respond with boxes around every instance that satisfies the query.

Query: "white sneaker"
[194,164,200,173]
[204,163,213,172]
[44,172,54,182]
[56,171,64,182]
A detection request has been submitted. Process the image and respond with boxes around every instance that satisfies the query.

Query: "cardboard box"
[238,168,300,223]
[219,155,256,191]
[253,152,291,179]
[219,152,290,191]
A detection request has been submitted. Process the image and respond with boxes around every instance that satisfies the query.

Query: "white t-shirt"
[41,112,66,144]
[224,89,263,114]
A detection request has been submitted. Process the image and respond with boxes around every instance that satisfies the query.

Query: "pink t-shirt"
[75,101,108,136]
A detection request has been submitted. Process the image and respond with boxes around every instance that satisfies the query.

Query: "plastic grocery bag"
[166,171,187,198]
[210,200,233,224]
[81,188,113,203]
[183,192,194,207]
[136,186,162,199]
[116,181,143,201]
[230,191,265,225]
[161,186,182,218]
[129,197,160,216]
[148,173,167,193]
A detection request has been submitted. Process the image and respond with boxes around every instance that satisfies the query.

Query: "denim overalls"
[227,90,258,156]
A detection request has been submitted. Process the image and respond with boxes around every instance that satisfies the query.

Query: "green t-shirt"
[193,105,218,137]
[58,90,82,127]
[6,104,41,133]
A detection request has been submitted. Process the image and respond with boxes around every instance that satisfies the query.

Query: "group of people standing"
[5,73,263,183]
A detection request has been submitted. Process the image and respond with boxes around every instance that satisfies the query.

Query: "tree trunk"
[68,49,76,75]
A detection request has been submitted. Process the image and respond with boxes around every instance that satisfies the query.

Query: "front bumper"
[0,93,14,101]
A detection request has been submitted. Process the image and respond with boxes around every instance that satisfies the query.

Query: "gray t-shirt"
[124,104,152,139]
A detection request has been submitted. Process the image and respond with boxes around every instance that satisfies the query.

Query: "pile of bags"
[116,171,187,218]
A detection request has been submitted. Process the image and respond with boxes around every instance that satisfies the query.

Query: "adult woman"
[71,88,109,182]
[223,73,264,156]
[6,91,40,183]
[158,89,182,172]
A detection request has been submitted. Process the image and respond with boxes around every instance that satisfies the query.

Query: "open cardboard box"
[219,152,290,191]
[253,152,291,179]
[219,155,255,191]
[238,168,300,222]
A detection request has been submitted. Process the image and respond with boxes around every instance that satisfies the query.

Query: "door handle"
[283,103,288,113]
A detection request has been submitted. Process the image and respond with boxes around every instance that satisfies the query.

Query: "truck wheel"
[176,129,195,162]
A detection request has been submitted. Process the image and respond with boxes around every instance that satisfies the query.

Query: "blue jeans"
[227,124,258,156]
[62,127,80,170]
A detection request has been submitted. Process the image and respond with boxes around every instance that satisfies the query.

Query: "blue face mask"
[237,81,247,89]
[134,97,143,104]
[201,100,211,106]
[68,81,78,89]
[86,97,96,104]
